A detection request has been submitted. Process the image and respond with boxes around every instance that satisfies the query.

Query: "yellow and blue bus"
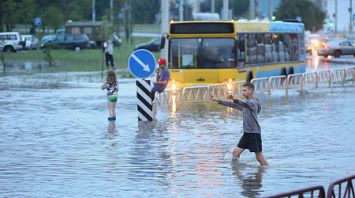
[166,20,305,88]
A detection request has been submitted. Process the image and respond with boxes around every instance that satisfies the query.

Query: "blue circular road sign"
[128,49,156,79]
[34,17,42,26]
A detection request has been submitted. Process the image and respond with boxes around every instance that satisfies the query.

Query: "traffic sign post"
[128,49,157,121]
[128,49,156,79]
[34,17,42,27]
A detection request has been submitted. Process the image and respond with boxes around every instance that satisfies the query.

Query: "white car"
[21,35,39,50]
[317,39,355,58]
[0,32,23,52]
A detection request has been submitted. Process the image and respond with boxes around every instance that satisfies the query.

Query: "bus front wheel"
[281,68,287,76]
[246,72,253,82]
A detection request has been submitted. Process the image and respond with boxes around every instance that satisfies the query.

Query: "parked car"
[134,38,161,52]
[65,21,122,48]
[40,34,56,48]
[21,35,39,50]
[317,39,355,58]
[0,32,24,52]
[43,33,90,50]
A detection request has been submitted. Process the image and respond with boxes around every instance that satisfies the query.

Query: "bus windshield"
[169,38,237,69]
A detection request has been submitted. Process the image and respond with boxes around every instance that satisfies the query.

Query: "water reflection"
[106,121,117,138]
[232,161,265,198]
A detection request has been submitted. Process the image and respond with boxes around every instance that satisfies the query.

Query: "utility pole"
[92,0,96,22]
[193,0,200,14]
[211,0,215,13]
[110,0,113,23]
[269,0,272,21]
[350,0,353,34]
[222,0,229,19]
[161,0,169,60]
[335,0,338,34]
[250,0,255,20]
[255,0,261,19]
[179,0,184,21]
[128,0,132,46]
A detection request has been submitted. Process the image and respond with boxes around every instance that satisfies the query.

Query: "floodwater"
[1,61,355,197]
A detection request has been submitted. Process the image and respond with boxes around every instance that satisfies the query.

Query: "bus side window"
[289,34,299,61]
[272,33,280,62]
[237,34,245,66]
[247,34,257,64]
[170,40,179,69]
[265,33,272,63]
[281,34,291,61]
[256,33,265,64]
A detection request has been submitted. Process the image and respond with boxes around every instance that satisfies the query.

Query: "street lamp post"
[161,0,169,60]
[335,0,338,34]
[110,0,113,23]
[179,0,184,21]
[222,0,229,19]
[92,0,96,22]
[250,0,255,20]
[350,0,353,34]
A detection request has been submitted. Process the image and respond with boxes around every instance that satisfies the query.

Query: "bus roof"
[169,20,304,36]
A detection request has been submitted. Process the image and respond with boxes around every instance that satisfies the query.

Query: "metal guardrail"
[155,67,355,105]
[263,175,355,198]
[262,185,326,198]
[327,175,355,198]
[155,81,246,105]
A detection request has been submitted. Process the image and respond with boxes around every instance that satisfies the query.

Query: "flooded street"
[1,59,355,197]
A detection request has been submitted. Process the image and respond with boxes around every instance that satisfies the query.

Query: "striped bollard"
[136,79,153,121]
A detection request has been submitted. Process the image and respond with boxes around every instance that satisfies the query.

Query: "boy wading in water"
[211,82,268,166]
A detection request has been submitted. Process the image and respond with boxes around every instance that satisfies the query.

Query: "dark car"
[134,38,161,52]
[44,33,90,50]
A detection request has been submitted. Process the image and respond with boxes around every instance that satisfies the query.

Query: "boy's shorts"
[237,133,263,153]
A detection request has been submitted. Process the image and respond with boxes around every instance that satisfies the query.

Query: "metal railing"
[327,175,355,198]
[155,67,355,105]
[263,175,355,198]
[262,185,326,198]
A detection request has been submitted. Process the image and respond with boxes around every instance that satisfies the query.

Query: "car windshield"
[169,38,236,69]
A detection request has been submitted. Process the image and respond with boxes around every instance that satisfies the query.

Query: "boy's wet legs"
[232,146,245,160]
[255,152,268,166]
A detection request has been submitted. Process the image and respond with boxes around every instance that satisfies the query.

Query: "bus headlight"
[171,79,177,94]
[226,78,233,95]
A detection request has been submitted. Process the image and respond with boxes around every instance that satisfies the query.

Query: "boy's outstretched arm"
[211,95,242,111]
[232,98,256,110]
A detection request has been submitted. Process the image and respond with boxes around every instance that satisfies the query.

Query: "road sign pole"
[136,79,153,121]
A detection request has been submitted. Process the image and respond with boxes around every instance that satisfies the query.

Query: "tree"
[210,0,249,19]
[274,0,325,32]
[0,0,22,31]
[131,0,160,24]
[40,6,64,32]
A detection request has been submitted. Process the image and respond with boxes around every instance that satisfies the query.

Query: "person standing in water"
[101,70,118,121]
